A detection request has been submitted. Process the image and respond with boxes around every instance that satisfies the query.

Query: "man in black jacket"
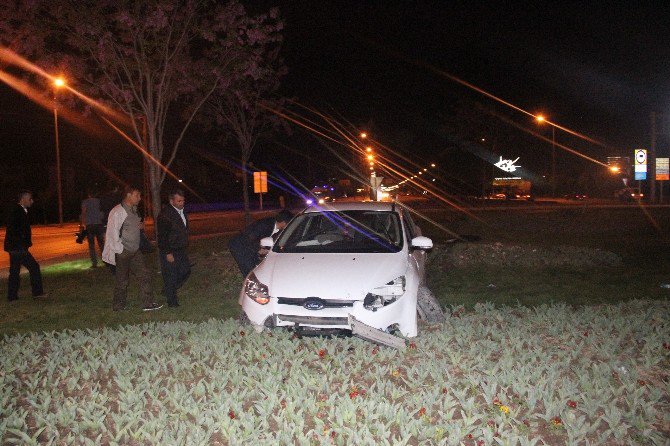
[4,190,47,301]
[157,189,190,307]
[228,209,293,277]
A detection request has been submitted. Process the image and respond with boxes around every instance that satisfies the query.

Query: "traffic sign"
[634,149,647,180]
[253,171,268,193]
[635,149,647,164]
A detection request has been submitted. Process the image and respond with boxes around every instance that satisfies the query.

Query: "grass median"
[1,205,670,336]
[0,237,243,336]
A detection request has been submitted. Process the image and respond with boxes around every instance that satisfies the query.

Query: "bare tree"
[0,0,283,219]
[208,9,287,224]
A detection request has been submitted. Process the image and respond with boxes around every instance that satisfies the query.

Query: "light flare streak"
[0,47,128,124]
[98,115,204,202]
[364,41,615,150]
[491,111,609,167]
[0,46,204,204]
[262,101,487,228]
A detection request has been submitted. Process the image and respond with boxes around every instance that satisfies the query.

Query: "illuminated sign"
[494,156,520,173]
[634,149,647,180]
[253,171,268,193]
[657,158,669,181]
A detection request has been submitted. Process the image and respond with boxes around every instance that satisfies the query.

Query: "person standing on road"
[102,185,162,312]
[228,209,293,277]
[81,190,105,268]
[4,190,48,301]
[157,189,191,308]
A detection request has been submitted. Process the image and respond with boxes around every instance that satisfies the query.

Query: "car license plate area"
[275,314,349,326]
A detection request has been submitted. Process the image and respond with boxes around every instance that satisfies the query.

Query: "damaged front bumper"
[254,313,407,350]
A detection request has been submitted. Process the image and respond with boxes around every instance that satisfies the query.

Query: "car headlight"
[364,276,406,311]
[244,272,270,305]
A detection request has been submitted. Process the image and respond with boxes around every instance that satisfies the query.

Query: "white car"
[238,202,433,337]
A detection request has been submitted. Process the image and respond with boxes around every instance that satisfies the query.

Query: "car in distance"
[615,187,644,202]
[563,192,587,200]
[305,185,334,205]
[239,201,433,337]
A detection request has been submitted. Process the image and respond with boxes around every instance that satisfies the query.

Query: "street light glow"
[367,154,374,161]
[366,146,372,152]
[360,132,367,139]
[609,166,620,173]
[536,114,545,123]
[54,77,65,88]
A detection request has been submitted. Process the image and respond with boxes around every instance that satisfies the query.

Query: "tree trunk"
[242,162,251,227]
[149,161,162,223]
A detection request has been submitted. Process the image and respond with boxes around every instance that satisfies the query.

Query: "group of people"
[101,185,192,311]
[5,186,293,311]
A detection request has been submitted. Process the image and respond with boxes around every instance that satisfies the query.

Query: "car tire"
[417,286,445,324]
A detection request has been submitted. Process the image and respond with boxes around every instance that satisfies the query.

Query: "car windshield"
[274,210,403,253]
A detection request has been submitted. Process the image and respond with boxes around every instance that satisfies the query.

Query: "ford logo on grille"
[303,297,325,310]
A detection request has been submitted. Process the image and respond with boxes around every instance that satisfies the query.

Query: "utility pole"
[650,112,657,203]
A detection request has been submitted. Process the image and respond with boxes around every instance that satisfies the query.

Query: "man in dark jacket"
[228,209,293,277]
[4,190,47,301]
[157,189,190,307]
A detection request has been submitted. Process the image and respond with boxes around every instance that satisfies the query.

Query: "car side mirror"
[411,236,433,250]
[260,237,274,249]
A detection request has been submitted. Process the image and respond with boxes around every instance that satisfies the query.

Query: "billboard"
[657,158,669,181]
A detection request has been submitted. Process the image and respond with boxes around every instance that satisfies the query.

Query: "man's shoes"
[33,293,49,299]
[142,302,163,311]
[89,264,98,269]
[113,306,128,312]
[168,302,180,308]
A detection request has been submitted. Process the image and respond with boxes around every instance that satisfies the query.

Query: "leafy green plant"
[1,299,668,444]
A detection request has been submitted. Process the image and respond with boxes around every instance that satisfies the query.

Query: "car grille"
[277,297,354,308]
[275,315,349,326]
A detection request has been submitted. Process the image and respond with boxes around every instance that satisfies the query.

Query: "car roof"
[302,201,398,214]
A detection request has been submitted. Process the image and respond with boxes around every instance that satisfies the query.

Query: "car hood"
[255,252,408,300]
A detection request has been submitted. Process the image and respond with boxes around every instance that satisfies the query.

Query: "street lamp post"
[551,125,556,197]
[53,77,65,225]
[536,115,556,197]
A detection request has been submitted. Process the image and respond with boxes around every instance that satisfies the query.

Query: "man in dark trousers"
[157,189,190,307]
[4,190,47,301]
[81,189,105,268]
[102,185,161,312]
[228,209,293,277]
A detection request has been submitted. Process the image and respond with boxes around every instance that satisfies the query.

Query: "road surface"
[0,209,278,274]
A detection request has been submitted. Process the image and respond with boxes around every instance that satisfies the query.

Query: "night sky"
[274,2,670,148]
[1,2,669,214]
